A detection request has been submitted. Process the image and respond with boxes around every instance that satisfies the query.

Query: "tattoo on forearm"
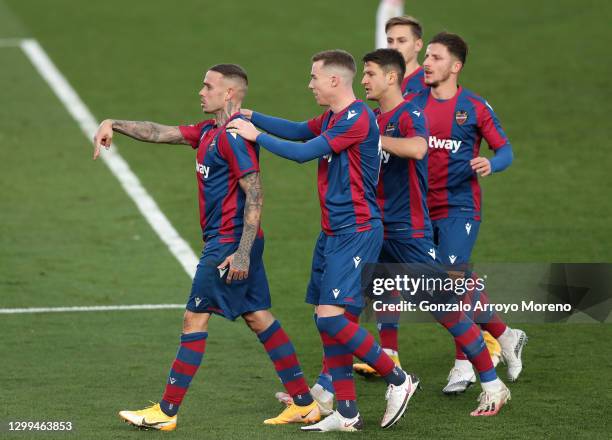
[111,120,187,144]
[235,172,263,269]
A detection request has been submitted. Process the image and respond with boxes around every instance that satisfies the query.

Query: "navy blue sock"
[337,400,359,419]
[383,365,407,386]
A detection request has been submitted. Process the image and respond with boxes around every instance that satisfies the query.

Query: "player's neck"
[329,91,357,114]
[379,89,404,114]
[214,101,241,126]
[430,79,459,100]
[404,60,420,78]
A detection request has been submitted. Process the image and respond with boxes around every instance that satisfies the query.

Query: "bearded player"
[411,32,527,393]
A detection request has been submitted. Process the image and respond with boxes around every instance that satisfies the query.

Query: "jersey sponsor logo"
[428,248,436,260]
[449,255,457,264]
[347,110,358,120]
[218,266,228,278]
[196,161,210,178]
[465,222,472,235]
[353,256,361,268]
[194,297,202,307]
[332,288,341,298]
[381,150,391,164]
[428,136,462,153]
[455,110,468,126]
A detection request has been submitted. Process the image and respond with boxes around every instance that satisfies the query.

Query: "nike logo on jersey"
[428,248,436,260]
[347,110,358,120]
[429,136,462,153]
[218,267,228,278]
[465,222,472,235]
[449,255,457,264]
[412,110,421,117]
[332,288,341,298]
[194,297,202,307]
[353,256,361,268]
[196,162,210,178]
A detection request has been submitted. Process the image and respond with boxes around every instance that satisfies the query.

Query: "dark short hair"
[311,49,356,75]
[385,15,423,39]
[209,63,248,86]
[429,32,468,65]
[363,49,406,86]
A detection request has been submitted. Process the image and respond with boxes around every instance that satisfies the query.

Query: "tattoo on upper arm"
[111,120,189,145]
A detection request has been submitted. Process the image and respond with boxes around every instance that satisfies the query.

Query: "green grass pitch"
[1,0,611,438]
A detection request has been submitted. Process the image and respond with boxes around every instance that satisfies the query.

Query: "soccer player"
[356,15,504,384]
[227,50,417,432]
[92,64,320,430]
[386,15,426,99]
[411,32,527,393]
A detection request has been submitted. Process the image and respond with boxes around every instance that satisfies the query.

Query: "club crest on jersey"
[455,110,468,126]
[384,123,396,136]
[465,222,472,235]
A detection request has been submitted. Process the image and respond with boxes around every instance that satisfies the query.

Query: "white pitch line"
[17,38,198,278]
[0,304,185,314]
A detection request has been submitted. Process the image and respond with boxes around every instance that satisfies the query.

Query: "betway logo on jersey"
[196,161,210,178]
[428,136,462,153]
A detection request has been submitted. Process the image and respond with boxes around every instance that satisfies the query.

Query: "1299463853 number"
[7,421,73,431]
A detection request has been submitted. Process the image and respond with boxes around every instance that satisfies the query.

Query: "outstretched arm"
[92,119,190,159]
[247,111,314,141]
[217,172,263,283]
[226,119,332,163]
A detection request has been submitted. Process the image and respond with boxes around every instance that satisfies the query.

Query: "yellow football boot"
[119,402,177,431]
[264,401,320,425]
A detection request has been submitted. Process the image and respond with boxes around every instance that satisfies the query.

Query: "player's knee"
[243,309,274,333]
[182,310,209,333]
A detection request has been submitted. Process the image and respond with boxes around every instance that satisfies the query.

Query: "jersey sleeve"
[178,120,213,149]
[219,131,260,178]
[398,107,428,139]
[306,111,329,136]
[476,101,509,151]
[319,108,369,154]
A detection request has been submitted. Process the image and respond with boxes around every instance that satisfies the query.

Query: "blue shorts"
[306,227,383,309]
[186,236,271,321]
[432,218,480,265]
[380,234,440,264]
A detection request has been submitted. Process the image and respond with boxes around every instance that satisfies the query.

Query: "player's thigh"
[319,227,383,308]
[306,232,327,306]
[433,218,480,265]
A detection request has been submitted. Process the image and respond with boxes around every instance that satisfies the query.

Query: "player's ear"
[330,74,339,88]
[451,60,463,74]
[415,39,423,53]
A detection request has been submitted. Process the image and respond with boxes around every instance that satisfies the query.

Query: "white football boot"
[498,328,528,381]
[300,410,363,432]
[381,372,419,428]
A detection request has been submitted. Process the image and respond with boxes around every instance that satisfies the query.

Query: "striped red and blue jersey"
[179,113,263,242]
[401,66,427,101]
[376,100,431,238]
[306,100,382,235]
[411,86,510,221]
